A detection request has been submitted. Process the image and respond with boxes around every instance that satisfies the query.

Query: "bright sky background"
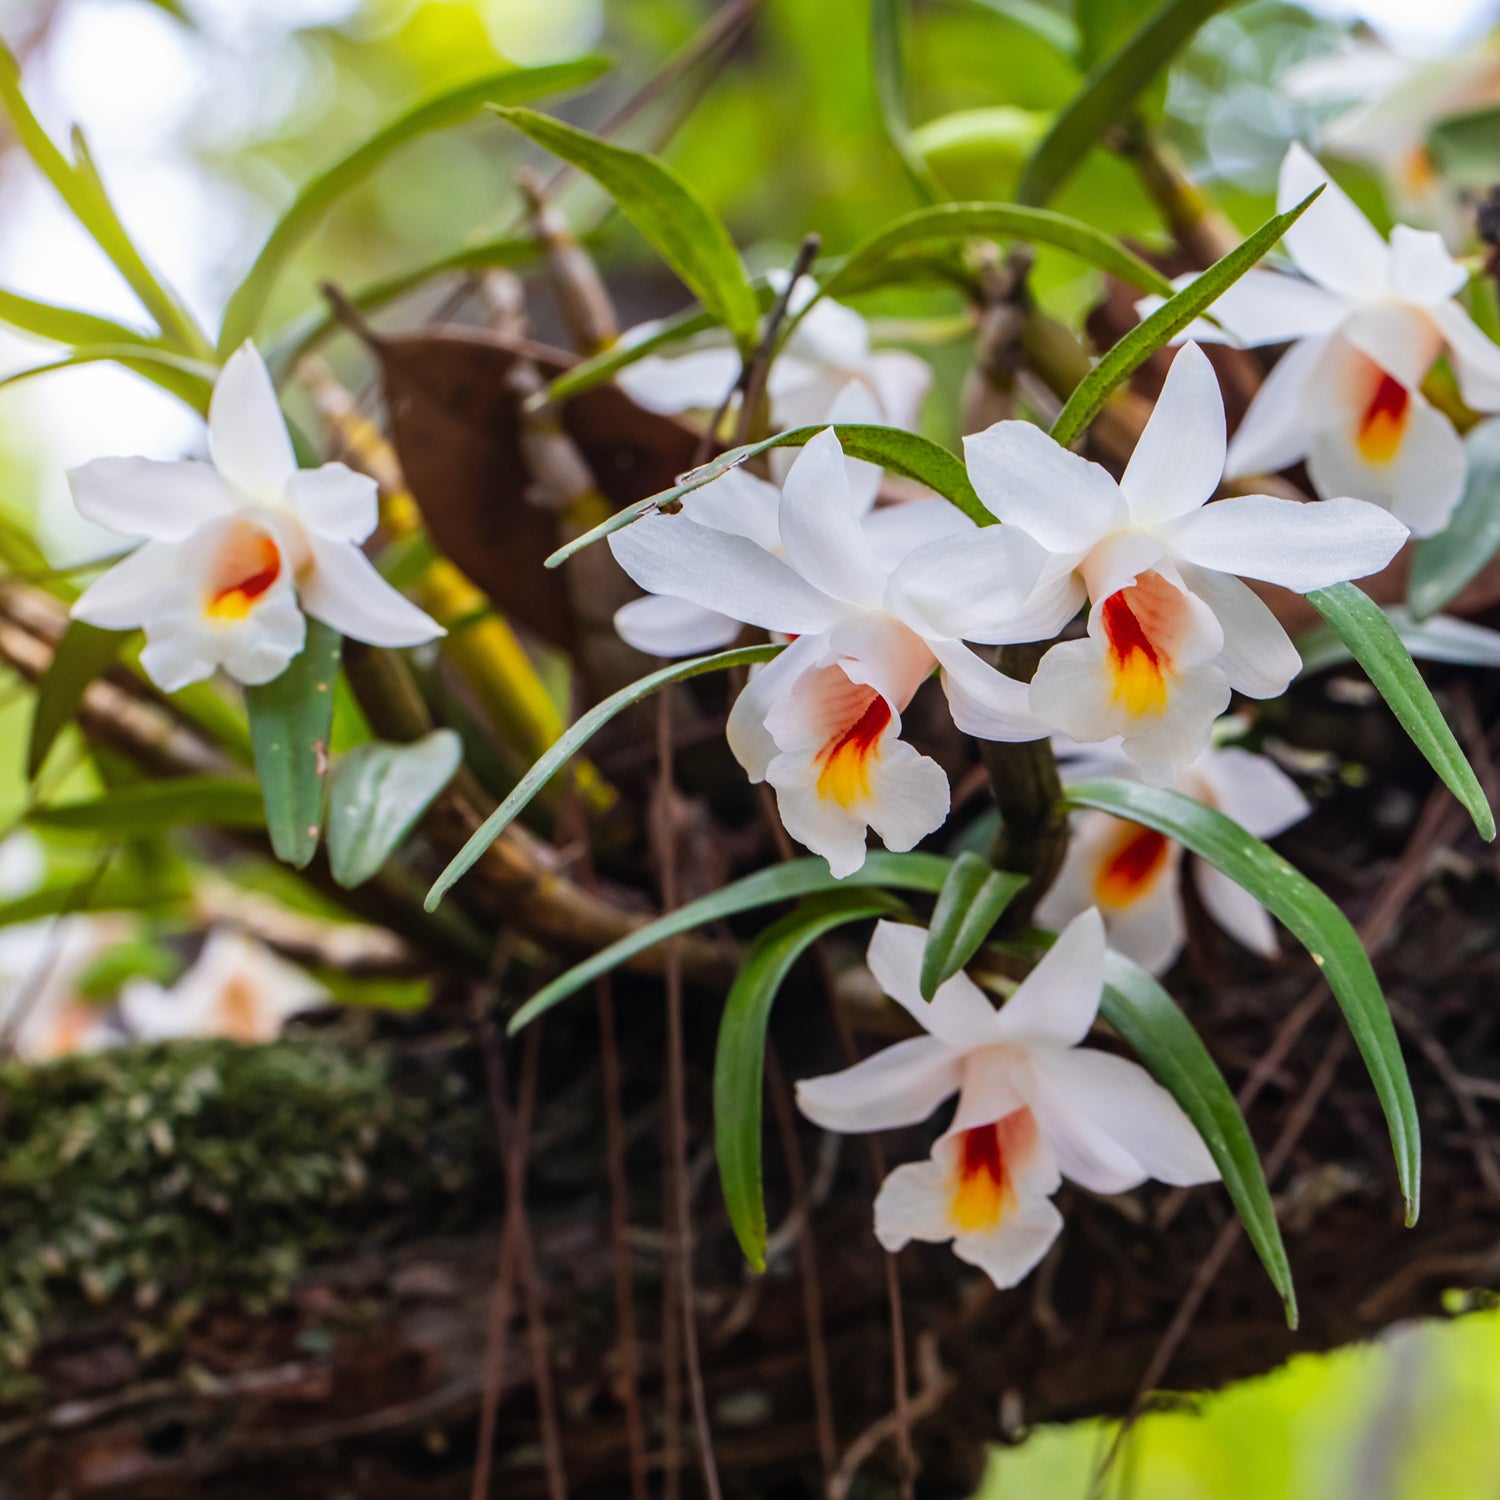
[0,0,1492,561]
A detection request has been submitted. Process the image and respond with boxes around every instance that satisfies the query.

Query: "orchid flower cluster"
[47,103,1492,1308]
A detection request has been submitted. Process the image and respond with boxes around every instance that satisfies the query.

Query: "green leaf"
[27,621,127,779]
[717,890,903,1270]
[327,730,463,889]
[508,851,955,1034]
[245,620,343,869]
[1099,949,1295,1324]
[493,105,760,350]
[1064,776,1421,1223]
[0,344,216,413]
[1306,581,1493,841]
[28,776,266,834]
[0,868,189,929]
[919,853,1027,1001]
[1408,418,1500,621]
[218,58,607,353]
[545,422,989,569]
[0,48,209,356]
[1048,189,1319,449]
[812,202,1175,316]
[1016,0,1243,206]
[1428,104,1500,190]
[0,287,158,349]
[872,0,947,203]
[1298,606,1500,676]
[966,0,1081,60]
[426,644,782,910]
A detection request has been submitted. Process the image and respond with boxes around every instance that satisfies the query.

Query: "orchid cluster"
[29,10,1494,1321]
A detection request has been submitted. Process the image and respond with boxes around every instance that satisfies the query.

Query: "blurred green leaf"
[75,938,180,1000]
[0,869,189,929]
[1064,777,1421,1224]
[546,422,990,569]
[426,644,781,911]
[327,730,463,890]
[919,853,1026,1001]
[0,288,158,350]
[1100,949,1296,1323]
[1017,0,1243,206]
[872,0,947,203]
[1306,582,1493,841]
[508,852,955,1035]
[1049,189,1318,449]
[494,105,760,351]
[1408,419,1500,621]
[29,776,265,834]
[27,622,128,780]
[814,201,1176,314]
[1429,104,1500,190]
[0,345,216,413]
[717,889,903,1270]
[966,0,1081,60]
[245,621,343,869]
[0,53,211,358]
[218,58,608,353]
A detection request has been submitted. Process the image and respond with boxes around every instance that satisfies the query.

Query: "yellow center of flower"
[1093,821,1172,908]
[815,694,892,809]
[1102,587,1168,718]
[1356,371,1411,466]
[204,526,283,622]
[948,1111,1041,1234]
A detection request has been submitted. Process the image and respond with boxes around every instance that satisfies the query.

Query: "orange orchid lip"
[814,692,892,809]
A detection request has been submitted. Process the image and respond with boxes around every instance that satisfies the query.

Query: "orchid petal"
[1278,143,1391,301]
[610,514,844,636]
[1431,301,1500,413]
[300,536,443,647]
[778,429,887,608]
[71,540,183,629]
[1224,336,1330,478]
[963,420,1125,551]
[795,1036,961,1134]
[1387,224,1468,305]
[1195,861,1280,957]
[284,463,380,543]
[993,907,1106,1048]
[1120,342,1225,525]
[950,1196,1065,1288]
[613,595,743,657]
[1174,566,1301,700]
[210,342,298,501]
[1164,494,1408,591]
[67,457,235,542]
[928,637,1042,741]
[614,343,741,414]
[866,919,1004,1050]
[1191,747,1310,838]
[886,523,1047,643]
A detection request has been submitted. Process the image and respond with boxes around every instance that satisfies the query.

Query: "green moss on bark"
[0,1036,490,1392]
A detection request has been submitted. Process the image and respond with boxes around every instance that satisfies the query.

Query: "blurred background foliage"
[1,0,1498,1491]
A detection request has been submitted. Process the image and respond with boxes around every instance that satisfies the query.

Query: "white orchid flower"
[120,929,328,1044]
[609,428,1045,876]
[615,270,932,434]
[1285,39,1500,216]
[961,341,1409,782]
[795,912,1218,1288]
[1037,736,1311,974]
[1140,145,1500,537]
[69,342,443,691]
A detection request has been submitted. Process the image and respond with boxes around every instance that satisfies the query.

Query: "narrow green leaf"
[0,287,157,349]
[872,0,947,203]
[1049,189,1319,449]
[1100,950,1296,1324]
[1298,606,1500,676]
[1306,581,1493,841]
[545,422,989,569]
[508,851,955,1034]
[0,344,216,413]
[0,46,209,357]
[28,776,266,834]
[1408,418,1500,621]
[919,853,1027,1001]
[493,106,760,349]
[1064,776,1421,1223]
[218,58,607,353]
[0,869,189,929]
[426,645,781,910]
[1016,0,1242,206]
[1428,104,1500,190]
[328,729,463,889]
[717,890,903,1270]
[27,621,127,779]
[245,620,343,868]
[966,0,1081,59]
[813,202,1174,315]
